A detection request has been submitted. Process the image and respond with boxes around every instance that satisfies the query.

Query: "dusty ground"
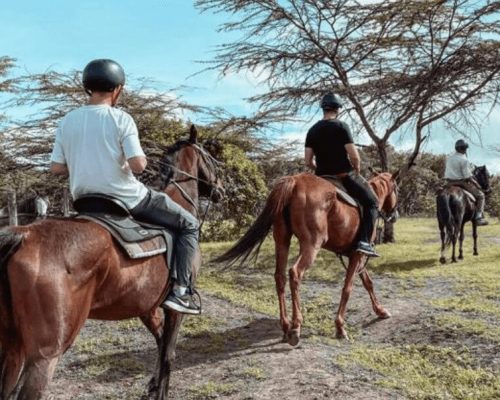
[50,281,497,399]
[47,220,499,399]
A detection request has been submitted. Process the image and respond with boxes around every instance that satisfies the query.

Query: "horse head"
[162,125,225,203]
[374,171,399,223]
[473,165,491,194]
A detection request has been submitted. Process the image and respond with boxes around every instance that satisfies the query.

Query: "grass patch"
[338,344,500,400]
[188,381,236,399]
[241,366,266,380]
[435,314,500,343]
[181,315,224,338]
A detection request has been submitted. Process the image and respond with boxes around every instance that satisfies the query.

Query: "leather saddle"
[319,175,359,208]
[73,194,174,265]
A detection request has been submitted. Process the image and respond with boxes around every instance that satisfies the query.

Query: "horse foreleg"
[458,222,465,260]
[17,356,59,400]
[156,310,183,400]
[335,253,363,340]
[140,308,165,395]
[0,343,25,399]
[273,220,292,342]
[358,269,391,319]
[288,244,320,347]
[472,222,478,256]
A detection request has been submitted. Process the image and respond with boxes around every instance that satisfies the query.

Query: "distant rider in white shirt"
[50,59,202,314]
[444,139,488,226]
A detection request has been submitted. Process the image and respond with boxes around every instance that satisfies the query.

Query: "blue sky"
[2,0,499,171]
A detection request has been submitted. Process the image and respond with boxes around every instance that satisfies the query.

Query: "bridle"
[161,141,224,229]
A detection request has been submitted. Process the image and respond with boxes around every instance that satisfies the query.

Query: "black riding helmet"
[82,59,125,94]
[320,93,343,110]
[455,139,469,152]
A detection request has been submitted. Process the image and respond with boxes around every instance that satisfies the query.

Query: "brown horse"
[215,171,398,345]
[0,126,224,400]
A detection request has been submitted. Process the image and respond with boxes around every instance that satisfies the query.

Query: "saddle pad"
[320,176,359,208]
[77,214,174,263]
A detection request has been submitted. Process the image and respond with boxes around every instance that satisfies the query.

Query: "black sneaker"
[162,292,201,315]
[356,241,380,257]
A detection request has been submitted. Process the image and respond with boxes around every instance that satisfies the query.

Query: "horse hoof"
[439,257,446,264]
[281,333,288,343]
[473,252,478,256]
[378,309,391,319]
[458,255,463,260]
[336,328,349,340]
[287,330,300,346]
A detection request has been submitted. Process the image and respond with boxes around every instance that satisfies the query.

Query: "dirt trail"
[48,274,451,400]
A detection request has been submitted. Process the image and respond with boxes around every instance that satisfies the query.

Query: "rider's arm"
[50,123,68,176]
[345,143,361,175]
[305,147,316,170]
[127,156,147,174]
[50,162,69,177]
[120,114,147,175]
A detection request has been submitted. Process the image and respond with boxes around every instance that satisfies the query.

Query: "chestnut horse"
[0,126,224,400]
[215,171,398,345]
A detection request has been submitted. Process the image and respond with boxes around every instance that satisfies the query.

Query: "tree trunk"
[383,220,395,243]
[376,141,389,171]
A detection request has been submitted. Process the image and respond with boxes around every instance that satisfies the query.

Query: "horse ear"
[391,169,400,182]
[189,124,198,143]
[368,166,380,176]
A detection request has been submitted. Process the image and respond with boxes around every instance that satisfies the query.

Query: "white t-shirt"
[50,104,148,208]
[444,152,473,180]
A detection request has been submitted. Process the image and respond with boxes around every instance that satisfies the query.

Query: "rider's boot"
[474,212,489,226]
[355,241,380,257]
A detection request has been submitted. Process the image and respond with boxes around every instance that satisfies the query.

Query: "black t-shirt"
[305,119,354,175]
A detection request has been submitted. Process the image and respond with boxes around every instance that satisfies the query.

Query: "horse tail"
[436,192,455,245]
[214,176,296,266]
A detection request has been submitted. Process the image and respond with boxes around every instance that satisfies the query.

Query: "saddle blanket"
[77,214,174,264]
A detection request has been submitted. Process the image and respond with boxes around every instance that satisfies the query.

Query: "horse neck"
[164,150,199,216]
[369,175,392,210]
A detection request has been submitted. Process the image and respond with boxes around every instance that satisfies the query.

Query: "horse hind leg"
[288,242,322,346]
[458,222,465,260]
[472,222,478,256]
[439,224,447,264]
[335,253,364,340]
[273,218,292,343]
[358,268,391,319]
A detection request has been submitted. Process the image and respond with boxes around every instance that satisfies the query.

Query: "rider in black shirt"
[305,93,379,257]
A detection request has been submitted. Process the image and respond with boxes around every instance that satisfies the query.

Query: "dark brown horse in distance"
[437,165,491,264]
[0,126,224,399]
[215,171,399,345]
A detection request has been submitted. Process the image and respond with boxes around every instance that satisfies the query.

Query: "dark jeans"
[130,189,199,287]
[341,173,379,244]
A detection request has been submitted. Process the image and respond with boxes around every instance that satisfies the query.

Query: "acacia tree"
[196,0,500,172]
